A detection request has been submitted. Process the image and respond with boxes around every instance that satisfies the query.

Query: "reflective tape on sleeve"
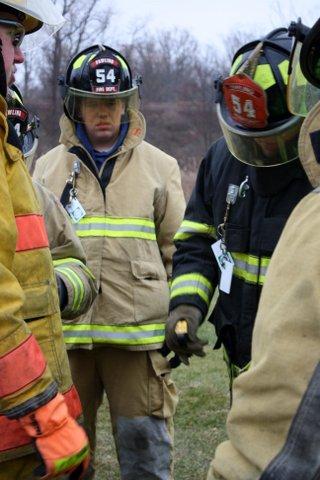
[174,220,216,241]
[0,335,46,398]
[73,217,156,240]
[170,273,213,306]
[15,214,49,252]
[53,257,95,280]
[55,265,85,312]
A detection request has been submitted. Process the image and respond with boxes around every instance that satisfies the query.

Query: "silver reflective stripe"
[232,253,271,285]
[233,258,268,277]
[171,279,212,297]
[74,223,155,234]
[63,329,164,340]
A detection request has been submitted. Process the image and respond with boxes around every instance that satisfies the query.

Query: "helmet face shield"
[215,28,302,167]
[0,0,66,51]
[217,103,302,167]
[0,0,65,32]
[287,41,320,116]
[299,17,320,88]
[62,45,141,133]
[64,86,139,125]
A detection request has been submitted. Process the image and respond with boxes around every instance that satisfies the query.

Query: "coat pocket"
[148,350,178,419]
[20,280,58,320]
[131,260,169,323]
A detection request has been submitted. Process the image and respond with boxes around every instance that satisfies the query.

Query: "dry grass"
[94,321,229,479]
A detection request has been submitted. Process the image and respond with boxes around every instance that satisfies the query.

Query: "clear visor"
[21,21,64,52]
[3,0,67,51]
[64,86,140,125]
[2,0,65,29]
[217,103,303,167]
[22,130,38,158]
[287,41,320,116]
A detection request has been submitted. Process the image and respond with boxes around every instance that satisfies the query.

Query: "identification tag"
[211,239,234,294]
[65,197,86,223]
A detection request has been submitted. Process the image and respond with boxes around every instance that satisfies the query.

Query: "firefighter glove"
[19,393,90,479]
[165,304,207,365]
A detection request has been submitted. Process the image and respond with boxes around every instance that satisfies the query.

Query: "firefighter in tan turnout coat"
[34,44,185,479]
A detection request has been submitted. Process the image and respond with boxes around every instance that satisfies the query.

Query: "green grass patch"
[95,321,229,479]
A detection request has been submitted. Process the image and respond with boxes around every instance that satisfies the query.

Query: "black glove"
[55,273,68,311]
[165,305,207,365]
[158,342,182,369]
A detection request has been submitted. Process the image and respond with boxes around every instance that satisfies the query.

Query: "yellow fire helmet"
[0,0,65,33]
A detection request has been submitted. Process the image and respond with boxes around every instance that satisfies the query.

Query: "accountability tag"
[211,239,234,294]
[65,197,86,223]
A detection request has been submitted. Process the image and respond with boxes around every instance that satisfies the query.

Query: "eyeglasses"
[0,19,25,49]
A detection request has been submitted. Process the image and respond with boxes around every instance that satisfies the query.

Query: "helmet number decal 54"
[223,73,268,128]
[230,95,256,119]
[96,68,116,84]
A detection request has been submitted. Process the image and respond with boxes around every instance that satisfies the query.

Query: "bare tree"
[24,0,112,151]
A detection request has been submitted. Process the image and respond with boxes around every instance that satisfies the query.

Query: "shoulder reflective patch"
[261,362,320,480]
[15,214,49,252]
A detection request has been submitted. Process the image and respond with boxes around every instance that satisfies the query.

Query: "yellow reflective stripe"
[174,220,216,241]
[62,323,165,346]
[73,217,156,240]
[73,54,87,70]
[230,54,243,75]
[170,273,213,306]
[231,252,271,285]
[55,266,84,312]
[254,64,275,90]
[53,257,95,280]
[78,217,154,226]
[278,59,289,85]
[233,266,264,285]
[232,252,271,267]
[76,230,156,240]
[54,446,89,475]
[115,55,129,73]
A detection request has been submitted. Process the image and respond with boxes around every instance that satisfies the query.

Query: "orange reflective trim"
[0,386,82,452]
[0,335,46,398]
[15,214,49,252]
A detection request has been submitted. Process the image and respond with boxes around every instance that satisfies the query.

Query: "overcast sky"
[108,0,319,51]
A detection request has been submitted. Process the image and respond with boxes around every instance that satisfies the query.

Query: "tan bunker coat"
[33,112,185,350]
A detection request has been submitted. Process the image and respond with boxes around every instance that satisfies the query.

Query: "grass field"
[95,321,230,479]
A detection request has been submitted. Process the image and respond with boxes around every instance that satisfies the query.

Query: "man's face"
[80,97,124,150]
[0,24,24,86]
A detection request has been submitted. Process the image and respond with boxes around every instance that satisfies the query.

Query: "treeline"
[20,0,256,194]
